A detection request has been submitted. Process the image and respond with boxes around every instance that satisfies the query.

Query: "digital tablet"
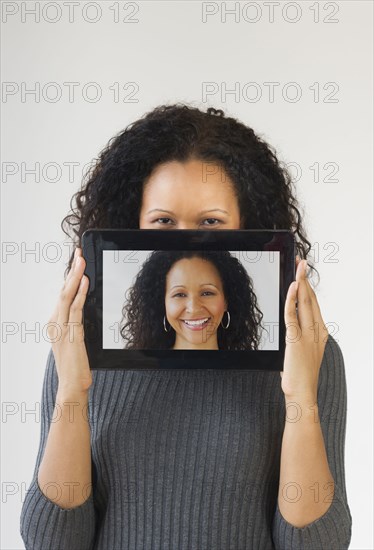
[81,229,296,371]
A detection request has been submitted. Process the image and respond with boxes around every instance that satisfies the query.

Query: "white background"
[1,1,373,548]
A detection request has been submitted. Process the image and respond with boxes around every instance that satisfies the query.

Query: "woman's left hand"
[280,256,329,402]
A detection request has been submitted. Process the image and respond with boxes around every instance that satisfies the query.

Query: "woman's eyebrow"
[146,208,229,215]
[146,209,174,214]
[200,209,229,215]
[171,283,220,290]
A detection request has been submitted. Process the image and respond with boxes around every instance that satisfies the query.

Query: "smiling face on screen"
[164,256,227,349]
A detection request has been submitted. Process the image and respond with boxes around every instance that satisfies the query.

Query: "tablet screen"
[103,249,280,351]
[82,229,295,371]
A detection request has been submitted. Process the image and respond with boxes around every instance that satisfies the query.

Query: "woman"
[20,104,352,549]
[120,249,264,350]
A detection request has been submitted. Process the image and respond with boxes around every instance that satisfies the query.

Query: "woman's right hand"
[47,247,93,394]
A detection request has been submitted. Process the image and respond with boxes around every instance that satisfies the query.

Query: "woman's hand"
[280,256,329,402]
[47,247,92,394]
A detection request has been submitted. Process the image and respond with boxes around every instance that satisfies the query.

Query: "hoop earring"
[163,315,171,332]
[220,310,230,329]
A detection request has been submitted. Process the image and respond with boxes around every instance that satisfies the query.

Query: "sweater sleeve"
[20,347,96,550]
[272,334,352,549]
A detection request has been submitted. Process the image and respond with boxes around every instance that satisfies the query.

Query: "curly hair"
[119,250,265,351]
[61,102,318,285]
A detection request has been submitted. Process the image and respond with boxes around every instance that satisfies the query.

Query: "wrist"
[284,396,319,424]
[284,390,317,406]
[56,386,90,403]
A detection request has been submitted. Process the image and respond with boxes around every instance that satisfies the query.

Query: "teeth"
[183,318,209,326]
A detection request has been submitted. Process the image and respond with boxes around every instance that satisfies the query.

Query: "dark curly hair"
[61,102,319,285]
[119,249,265,351]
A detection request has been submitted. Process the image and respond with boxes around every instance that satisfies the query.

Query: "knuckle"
[61,283,73,301]
[70,302,80,313]
[303,295,312,306]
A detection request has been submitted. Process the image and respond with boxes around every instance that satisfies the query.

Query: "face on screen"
[165,256,228,350]
[103,246,279,351]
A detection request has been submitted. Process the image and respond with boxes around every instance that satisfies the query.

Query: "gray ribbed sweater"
[20,334,352,549]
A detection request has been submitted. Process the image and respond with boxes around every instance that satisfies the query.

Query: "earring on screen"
[163,315,171,332]
[220,310,230,329]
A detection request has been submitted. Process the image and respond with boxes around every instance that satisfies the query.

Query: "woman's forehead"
[141,162,238,211]
[166,257,223,287]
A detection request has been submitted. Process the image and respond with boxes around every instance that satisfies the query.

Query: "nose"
[185,295,204,314]
[177,224,200,230]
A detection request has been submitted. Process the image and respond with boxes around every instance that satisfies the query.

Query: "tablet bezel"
[82,229,295,371]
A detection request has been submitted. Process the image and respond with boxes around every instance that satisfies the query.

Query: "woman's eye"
[202,218,221,225]
[153,218,222,226]
[155,217,173,225]
[172,291,214,298]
